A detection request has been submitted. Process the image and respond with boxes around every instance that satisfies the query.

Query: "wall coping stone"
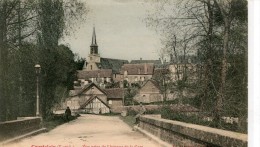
[140,115,247,147]
[0,117,41,125]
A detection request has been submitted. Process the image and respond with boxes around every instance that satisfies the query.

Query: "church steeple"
[90,27,98,54]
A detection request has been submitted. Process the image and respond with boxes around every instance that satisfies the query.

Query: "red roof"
[120,63,154,75]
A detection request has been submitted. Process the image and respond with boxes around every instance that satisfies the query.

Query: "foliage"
[146,0,247,130]
[0,0,87,121]
[124,87,139,106]
[42,113,79,131]
[120,115,136,128]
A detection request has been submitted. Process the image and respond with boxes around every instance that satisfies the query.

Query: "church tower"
[84,27,101,71]
[90,27,98,54]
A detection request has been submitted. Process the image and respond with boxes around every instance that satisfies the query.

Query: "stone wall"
[139,115,247,147]
[0,117,42,141]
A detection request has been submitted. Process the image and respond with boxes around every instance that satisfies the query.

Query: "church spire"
[90,27,98,54]
[91,27,97,46]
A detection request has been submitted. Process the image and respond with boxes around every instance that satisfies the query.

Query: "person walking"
[65,106,71,122]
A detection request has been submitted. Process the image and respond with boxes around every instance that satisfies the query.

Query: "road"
[6,114,161,147]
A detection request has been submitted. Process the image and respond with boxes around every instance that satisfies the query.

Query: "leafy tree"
[0,0,87,121]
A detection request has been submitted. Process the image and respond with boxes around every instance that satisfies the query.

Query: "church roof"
[120,63,154,75]
[130,59,161,65]
[77,69,113,79]
[99,58,129,74]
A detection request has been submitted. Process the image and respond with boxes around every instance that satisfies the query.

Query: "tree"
[146,0,247,131]
[37,0,87,118]
[0,0,87,121]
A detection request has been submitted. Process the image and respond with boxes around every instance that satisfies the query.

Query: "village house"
[64,82,110,114]
[120,63,154,86]
[79,95,110,114]
[77,69,113,88]
[103,88,124,108]
[133,79,163,103]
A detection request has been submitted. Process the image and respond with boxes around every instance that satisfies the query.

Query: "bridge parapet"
[0,117,42,142]
[139,115,247,147]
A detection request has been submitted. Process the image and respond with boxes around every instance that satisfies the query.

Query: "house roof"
[99,58,129,73]
[120,63,154,75]
[77,69,113,79]
[74,82,106,96]
[103,88,124,99]
[79,95,110,109]
[141,79,162,92]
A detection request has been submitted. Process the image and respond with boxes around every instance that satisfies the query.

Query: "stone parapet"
[139,115,247,147]
[0,117,42,142]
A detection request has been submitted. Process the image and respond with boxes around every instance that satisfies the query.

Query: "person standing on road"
[65,106,71,122]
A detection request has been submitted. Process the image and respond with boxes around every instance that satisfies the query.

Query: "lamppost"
[35,64,41,116]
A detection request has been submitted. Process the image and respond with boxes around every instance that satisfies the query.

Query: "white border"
[249,0,260,147]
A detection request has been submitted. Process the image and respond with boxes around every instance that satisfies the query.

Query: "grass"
[42,114,79,131]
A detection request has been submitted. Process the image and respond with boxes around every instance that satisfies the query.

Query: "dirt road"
[6,114,161,147]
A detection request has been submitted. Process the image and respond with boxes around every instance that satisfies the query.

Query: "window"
[90,65,92,70]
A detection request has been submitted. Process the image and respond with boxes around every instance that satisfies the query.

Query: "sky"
[61,0,161,61]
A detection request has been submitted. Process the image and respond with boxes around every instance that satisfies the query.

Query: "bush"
[160,106,245,133]
[42,114,80,131]
[127,108,138,116]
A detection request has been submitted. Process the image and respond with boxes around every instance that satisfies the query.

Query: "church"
[62,27,164,114]
[77,27,129,88]
[76,27,162,88]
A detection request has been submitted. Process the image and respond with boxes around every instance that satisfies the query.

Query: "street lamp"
[35,64,41,116]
